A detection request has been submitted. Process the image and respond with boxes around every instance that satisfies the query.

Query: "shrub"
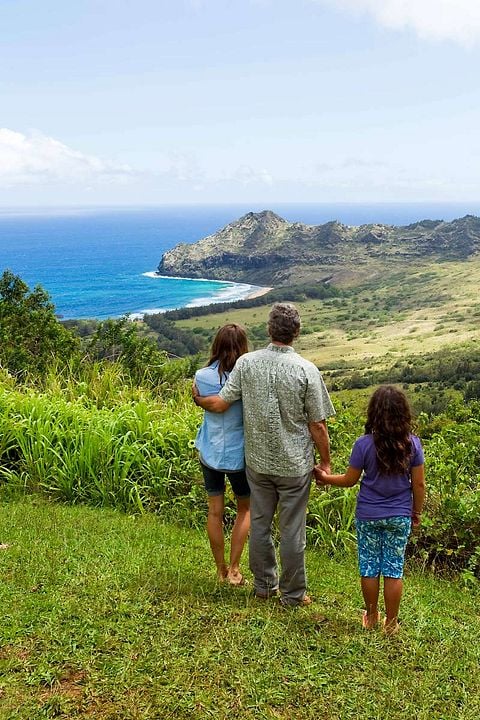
[0,270,79,378]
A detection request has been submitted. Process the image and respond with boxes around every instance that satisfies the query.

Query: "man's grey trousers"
[246,466,312,605]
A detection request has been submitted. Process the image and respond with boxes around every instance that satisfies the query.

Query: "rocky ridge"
[157,210,480,286]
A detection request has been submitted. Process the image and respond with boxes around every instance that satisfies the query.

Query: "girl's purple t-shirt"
[349,434,424,520]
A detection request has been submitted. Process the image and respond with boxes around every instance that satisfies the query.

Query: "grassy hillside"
[1,499,479,720]
[174,256,480,383]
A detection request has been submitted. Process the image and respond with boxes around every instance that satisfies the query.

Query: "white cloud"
[321,0,480,46]
[0,128,134,187]
[162,152,205,185]
[229,165,274,186]
[299,155,462,201]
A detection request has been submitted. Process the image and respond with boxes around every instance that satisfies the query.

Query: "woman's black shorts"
[200,461,250,498]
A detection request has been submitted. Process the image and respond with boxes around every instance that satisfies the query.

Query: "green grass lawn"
[1,498,479,719]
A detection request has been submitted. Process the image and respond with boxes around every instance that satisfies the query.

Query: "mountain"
[157,211,480,286]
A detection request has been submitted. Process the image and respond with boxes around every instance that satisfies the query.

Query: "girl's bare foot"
[362,610,380,629]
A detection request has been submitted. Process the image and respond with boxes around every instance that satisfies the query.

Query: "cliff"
[157,210,480,286]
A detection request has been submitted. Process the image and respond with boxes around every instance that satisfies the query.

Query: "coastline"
[144,272,272,310]
[245,286,273,300]
[126,274,273,320]
[4,203,480,321]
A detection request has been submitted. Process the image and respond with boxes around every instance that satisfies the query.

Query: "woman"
[194,324,250,585]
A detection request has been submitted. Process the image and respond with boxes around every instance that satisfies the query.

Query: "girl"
[194,324,250,586]
[316,385,425,634]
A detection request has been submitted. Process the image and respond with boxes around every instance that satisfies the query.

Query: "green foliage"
[1,272,479,577]
[62,317,99,337]
[87,317,163,378]
[66,311,205,358]
[339,344,480,394]
[163,281,341,322]
[0,370,479,575]
[81,317,199,388]
[0,270,79,378]
[142,311,205,356]
[0,380,204,518]
[465,379,480,401]
[413,405,480,576]
[307,405,362,551]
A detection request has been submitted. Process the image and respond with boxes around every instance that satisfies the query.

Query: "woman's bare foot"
[216,564,229,582]
[383,617,400,635]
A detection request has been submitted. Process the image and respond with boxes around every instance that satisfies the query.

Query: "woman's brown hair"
[207,324,248,382]
[365,385,413,475]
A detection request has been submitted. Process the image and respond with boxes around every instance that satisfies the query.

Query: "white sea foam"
[143,271,238,283]
[185,282,255,307]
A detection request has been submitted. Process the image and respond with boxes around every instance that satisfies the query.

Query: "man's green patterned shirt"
[219,343,335,476]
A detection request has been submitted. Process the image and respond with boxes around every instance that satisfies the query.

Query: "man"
[193,303,335,606]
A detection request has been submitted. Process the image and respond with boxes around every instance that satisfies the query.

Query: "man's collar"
[267,342,294,353]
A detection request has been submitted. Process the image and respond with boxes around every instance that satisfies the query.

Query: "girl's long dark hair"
[365,385,412,475]
[207,324,248,382]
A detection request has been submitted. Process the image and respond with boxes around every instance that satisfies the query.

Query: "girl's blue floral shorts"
[355,516,412,579]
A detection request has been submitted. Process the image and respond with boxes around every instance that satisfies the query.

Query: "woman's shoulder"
[195,362,222,379]
[195,362,231,393]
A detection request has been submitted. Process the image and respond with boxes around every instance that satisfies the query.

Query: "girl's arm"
[411,463,426,527]
[315,465,362,488]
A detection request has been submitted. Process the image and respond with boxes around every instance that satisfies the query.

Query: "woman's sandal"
[362,610,380,629]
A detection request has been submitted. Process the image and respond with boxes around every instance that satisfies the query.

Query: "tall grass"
[1,367,480,573]
[0,370,204,518]
[306,407,362,551]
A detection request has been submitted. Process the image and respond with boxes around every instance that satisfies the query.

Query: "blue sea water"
[0,202,478,319]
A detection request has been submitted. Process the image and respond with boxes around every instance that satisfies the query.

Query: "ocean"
[0,202,478,320]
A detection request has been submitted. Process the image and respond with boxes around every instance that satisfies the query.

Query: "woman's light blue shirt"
[195,361,245,472]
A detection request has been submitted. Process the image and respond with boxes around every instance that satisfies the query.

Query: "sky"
[1,0,480,206]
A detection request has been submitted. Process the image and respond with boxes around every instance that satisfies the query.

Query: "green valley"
[171,255,480,390]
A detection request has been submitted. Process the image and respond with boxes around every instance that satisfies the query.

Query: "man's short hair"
[268,303,301,344]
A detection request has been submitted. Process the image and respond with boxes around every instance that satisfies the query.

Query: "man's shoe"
[279,594,313,608]
[253,589,279,599]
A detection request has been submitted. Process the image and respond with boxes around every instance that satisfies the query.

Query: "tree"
[87,317,168,377]
[0,270,79,378]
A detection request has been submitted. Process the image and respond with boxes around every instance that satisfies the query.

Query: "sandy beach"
[245,286,273,300]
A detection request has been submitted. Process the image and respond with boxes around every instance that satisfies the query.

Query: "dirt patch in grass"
[38,668,87,701]
[0,644,30,661]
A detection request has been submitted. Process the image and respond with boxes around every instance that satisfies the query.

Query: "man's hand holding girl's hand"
[314,463,330,487]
